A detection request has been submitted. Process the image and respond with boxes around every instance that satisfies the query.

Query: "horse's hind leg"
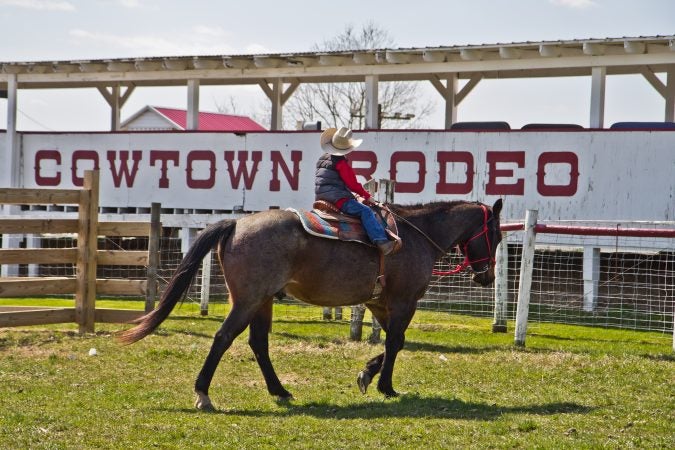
[249,298,292,399]
[194,304,257,411]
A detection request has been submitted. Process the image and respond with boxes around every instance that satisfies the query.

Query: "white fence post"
[492,232,508,332]
[583,246,601,312]
[514,209,538,347]
[200,250,212,316]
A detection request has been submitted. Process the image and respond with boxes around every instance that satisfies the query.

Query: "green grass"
[0,300,673,449]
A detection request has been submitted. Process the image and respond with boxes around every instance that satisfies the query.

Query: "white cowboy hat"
[320,127,363,155]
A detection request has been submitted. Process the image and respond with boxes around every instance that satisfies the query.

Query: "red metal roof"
[154,107,266,131]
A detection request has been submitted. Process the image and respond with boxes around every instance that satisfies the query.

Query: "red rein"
[432,205,493,276]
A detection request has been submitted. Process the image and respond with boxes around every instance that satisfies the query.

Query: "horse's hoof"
[377,385,399,398]
[275,389,294,401]
[195,392,215,412]
[357,371,372,394]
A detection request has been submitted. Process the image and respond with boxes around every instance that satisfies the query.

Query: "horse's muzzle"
[472,266,495,287]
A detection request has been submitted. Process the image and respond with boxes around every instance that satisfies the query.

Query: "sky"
[0,0,674,131]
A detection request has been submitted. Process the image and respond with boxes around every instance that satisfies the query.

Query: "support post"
[269,78,283,131]
[444,74,458,129]
[492,232,508,332]
[187,79,200,130]
[665,69,675,122]
[514,209,538,347]
[145,202,161,313]
[590,66,606,128]
[110,84,121,131]
[582,246,601,312]
[200,250,212,316]
[365,75,379,129]
[76,170,99,334]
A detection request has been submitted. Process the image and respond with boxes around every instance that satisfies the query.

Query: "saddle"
[289,200,402,254]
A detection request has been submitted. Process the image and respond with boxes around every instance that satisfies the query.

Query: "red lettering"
[346,150,377,181]
[391,151,426,194]
[269,150,302,191]
[150,150,179,188]
[537,151,579,196]
[34,150,61,186]
[224,150,262,189]
[186,150,216,189]
[106,150,142,188]
[486,151,525,195]
[71,150,100,187]
[436,151,474,194]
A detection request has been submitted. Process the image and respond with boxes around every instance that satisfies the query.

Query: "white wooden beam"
[280,79,300,105]
[187,79,200,130]
[583,43,606,56]
[455,73,483,105]
[624,41,646,54]
[640,66,667,98]
[590,66,606,128]
[460,49,483,61]
[257,80,273,98]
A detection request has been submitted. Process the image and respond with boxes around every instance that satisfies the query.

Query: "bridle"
[383,202,497,276]
[431,204,496,276]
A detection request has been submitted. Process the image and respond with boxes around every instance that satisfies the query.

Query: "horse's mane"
[387,200,469,217]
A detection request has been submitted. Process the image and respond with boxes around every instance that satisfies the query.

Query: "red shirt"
[334,158,371,208]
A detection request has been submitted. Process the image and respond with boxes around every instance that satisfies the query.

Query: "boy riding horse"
[315,127,395,255]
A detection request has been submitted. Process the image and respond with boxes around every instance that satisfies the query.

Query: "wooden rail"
[0,170,160,332]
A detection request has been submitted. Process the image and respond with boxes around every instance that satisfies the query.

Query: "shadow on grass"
[163,394,592,420]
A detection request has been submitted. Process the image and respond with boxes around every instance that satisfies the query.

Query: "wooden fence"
[0,170,160,333]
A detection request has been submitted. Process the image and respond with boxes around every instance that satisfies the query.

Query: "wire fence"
[2,222,674,340]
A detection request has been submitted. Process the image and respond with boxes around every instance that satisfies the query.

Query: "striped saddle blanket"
[288,201,399,247]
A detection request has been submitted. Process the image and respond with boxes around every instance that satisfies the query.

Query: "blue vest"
[314,153,355,203]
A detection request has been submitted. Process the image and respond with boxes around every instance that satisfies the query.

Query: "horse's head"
[461,199,503,287]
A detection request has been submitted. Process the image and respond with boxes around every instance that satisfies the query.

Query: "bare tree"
[285,22,434,130]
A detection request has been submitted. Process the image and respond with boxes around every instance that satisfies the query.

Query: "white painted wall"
[14,130,675,222]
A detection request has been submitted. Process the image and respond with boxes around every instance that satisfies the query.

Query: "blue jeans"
[340,199,388,244]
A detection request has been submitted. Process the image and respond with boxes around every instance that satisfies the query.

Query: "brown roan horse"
[118,199,503,411]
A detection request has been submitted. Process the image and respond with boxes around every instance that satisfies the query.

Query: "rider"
[315,127,395,255]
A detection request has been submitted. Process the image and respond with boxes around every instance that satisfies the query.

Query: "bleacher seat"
[521,123,584,130]
[450,121,511,130]
[609,122,675,130]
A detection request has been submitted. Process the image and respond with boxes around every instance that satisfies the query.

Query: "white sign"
[13,130,675,221]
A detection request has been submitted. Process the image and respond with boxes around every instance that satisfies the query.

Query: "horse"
[118,199,503,411]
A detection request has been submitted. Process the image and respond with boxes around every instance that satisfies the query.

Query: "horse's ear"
[492,198,503,217]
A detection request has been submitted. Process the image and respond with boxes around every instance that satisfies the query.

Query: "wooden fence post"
[145,202,161,313]
[514,209,538,347]
[200,251,212,316]
[492,232,508,332]
[76,170,99,334]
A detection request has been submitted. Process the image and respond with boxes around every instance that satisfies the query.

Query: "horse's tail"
[116,220,236,345]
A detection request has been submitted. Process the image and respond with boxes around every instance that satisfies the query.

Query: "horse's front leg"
[376,301,416,398]
[357,301,388,394]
